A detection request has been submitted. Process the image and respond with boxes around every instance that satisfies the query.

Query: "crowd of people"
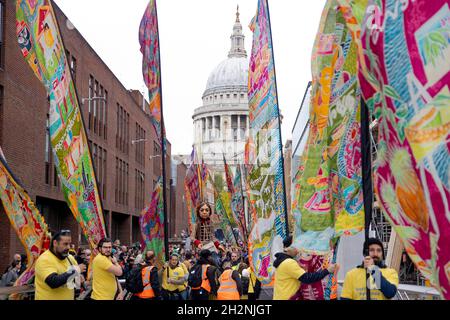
[0,202,399,301]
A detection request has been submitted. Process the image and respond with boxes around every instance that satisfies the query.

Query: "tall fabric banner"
[338,0,450,299]
[16,0,106,248]
[139,0,163,145]
[232,165,248,242]
[224,157,235,194]
[291,0,364,299]
[294,0,364,256]
[209,175,237,246]
[0,155,51,288]
[140,177,165,267]
[246,0,287,284]
[185,150,201,234]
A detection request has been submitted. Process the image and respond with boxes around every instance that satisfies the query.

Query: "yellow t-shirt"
[91,254,118,300]
[34,250,78,300]
[162,265,186,292]
[273,258,306,300]
[341,267,399,300]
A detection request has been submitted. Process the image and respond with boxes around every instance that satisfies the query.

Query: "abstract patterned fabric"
[140,177,165,266]
[16,0,106,248]
[184,150,202,234]
[336,0,450,299]
[289,249,338,300]
[232,165,248,242]
[139,0,163,145]
[0,156,51,288]
[246,0,287,284]
[294,0,364,257]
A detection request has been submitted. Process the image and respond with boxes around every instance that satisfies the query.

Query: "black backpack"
[188,264,206,289]
[125,266,144,294]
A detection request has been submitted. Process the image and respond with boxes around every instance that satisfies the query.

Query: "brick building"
[0,0,171,272]
[170,155,189,238]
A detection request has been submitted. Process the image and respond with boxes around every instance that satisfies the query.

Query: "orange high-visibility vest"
[217,269,240,300]
[136,266,155,299]
[191,264,211,293]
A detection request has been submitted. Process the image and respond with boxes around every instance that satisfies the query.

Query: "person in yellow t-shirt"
[242,266,261,300]
[341,238,399,300]
[35,230,86,300]
[91,238,123,300]
[273,236,337,300]
[162,253,188,300]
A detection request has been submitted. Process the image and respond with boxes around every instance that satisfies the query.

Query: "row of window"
[115,157,129,206]
[45,115,59,188]
[205,92,246,103]
[135,169,145,210]
[116,104,130,155]
[135,124,146,166]
[90,141,107,200]
[88,75,108,139]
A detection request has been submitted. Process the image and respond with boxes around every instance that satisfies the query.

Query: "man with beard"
[91,238,124,300]
[34,230,86,300]
[341,238,398,300]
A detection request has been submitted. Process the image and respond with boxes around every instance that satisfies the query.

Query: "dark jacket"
[230,269,243,296]
[194,257,219,294]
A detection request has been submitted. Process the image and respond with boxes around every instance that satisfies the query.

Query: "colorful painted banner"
[139,0,163,145]
[140,177,165,266]
[185,151,201,233]
[224,156,235,195]
[336,0,450,299]
[0,155,51,288]
[210,175,237,246]
[294,0,364,258]
[232,165,248,242]
[16,0,106,249]
[246,0,287,284]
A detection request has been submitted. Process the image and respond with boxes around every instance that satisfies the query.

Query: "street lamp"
[81,96,107,105]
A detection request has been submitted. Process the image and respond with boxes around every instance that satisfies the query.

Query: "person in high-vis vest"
[190,250,219,300]
[217,262,242,300]
[162,253,188,300]
[230,252,242,271]
[133,251,162,300]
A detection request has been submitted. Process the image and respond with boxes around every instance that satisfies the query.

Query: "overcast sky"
[53,0,326,155]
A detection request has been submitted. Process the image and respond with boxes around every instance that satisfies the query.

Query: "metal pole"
[265,0,289,237]
[154,1,169,261]
[361,97,373,300]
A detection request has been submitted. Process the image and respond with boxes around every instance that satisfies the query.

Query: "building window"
[116,104,129,154]
[45,114,50,185]
[102,149,107,199]
[135,123,145,165]
[135,169,145,210]
[93,80,98,134]
[232,115,238,140]
[88,76,93,130]
[70,56,77,83]
[0,2,4,68]
[115,157,128,206]
[240,93,244,99]
[103,90,108,140]
[53,165,58,187]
